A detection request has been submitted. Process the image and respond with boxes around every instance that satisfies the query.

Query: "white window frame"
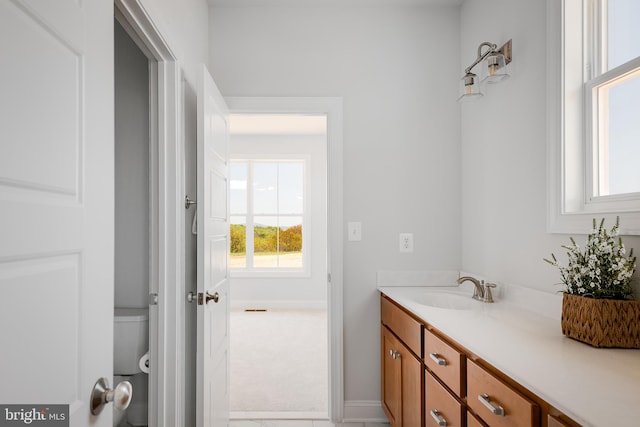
[230,155,311,278]
[547,0,640,234]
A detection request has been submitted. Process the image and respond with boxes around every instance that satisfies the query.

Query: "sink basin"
[415,291,479,310]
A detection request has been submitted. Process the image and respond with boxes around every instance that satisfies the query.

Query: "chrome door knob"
[206,291,219,304]
[90,377,132,415]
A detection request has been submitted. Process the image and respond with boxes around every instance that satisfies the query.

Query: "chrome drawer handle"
[430,409,447,426]
[429,352,447,366]
[388,349,401,359]
[478,393,505,416]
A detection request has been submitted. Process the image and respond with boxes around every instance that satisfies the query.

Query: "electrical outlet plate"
[348,222,362,241]
[399,233,413,253]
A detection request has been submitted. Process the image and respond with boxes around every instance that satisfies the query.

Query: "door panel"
[197,64,230,427]
[0,0,113,425]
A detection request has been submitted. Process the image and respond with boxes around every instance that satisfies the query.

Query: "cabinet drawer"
[467,411,487,427]
[381,295,422,356]
[424,328,465,398]
[548,414,575,427]
[467,359,539,427]
[425,371,463,427]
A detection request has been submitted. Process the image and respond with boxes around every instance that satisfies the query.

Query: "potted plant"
[545,217,639,348]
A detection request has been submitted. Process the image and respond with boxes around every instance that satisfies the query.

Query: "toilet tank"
[114,308,149,375]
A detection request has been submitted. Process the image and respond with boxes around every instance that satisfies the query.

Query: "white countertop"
[378,284,640,427]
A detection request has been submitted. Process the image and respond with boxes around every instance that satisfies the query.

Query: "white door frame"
[225,97,345,422]
[115,1,184,426]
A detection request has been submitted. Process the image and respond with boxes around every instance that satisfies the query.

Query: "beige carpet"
[230,309,328,414]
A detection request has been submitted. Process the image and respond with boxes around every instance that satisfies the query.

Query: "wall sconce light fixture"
[458,39,512,102]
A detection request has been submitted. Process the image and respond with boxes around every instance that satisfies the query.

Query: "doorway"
[226,97,344,423]
[228,113,329,419]
[113,17,153,427]
[113,0,183,425]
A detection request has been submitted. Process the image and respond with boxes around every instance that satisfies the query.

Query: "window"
[548,0,640,233]
[230,159,308,275]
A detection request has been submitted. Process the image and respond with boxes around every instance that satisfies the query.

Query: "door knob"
[206,291,219,304]
[196,291,221,305]
[90,377,132,415]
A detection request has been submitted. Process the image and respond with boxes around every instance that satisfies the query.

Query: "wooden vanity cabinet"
[381,296,423,427]
[380,293,580,427]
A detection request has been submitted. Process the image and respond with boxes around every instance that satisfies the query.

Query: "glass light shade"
[457,72,483,102]
[481,52,510,84]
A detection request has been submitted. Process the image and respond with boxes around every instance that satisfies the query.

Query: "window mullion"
[246,161,255,269]
[276,163,280,268]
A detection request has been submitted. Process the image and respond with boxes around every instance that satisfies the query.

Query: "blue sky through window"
[603,0,640,195]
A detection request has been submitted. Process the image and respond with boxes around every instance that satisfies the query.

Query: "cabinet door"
[382,326,422,427]
[383,327,403,427]
[402,343,422,427]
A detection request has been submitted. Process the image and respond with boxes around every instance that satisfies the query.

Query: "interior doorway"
[113,0,183,424]
[113,16,154,427]
[228,113,329,419]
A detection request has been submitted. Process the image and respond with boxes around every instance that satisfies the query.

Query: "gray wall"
[459,0,640,295]
[209,3,461,405]
[114,20,150,309]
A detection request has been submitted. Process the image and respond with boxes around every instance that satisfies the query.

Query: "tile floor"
[230,421,389,427]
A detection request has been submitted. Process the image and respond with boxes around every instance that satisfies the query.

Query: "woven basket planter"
[561,293,640,348]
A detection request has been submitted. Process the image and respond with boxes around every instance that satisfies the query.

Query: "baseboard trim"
[342,400,387,423]
[231,300,327,310]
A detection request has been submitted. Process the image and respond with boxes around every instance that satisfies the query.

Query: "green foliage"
[279,224,303,252]
[230,224,246,254]
[230,224,303,254]
[254,225,278,253]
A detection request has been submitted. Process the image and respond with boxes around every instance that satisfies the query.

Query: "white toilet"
[114,308,149,427]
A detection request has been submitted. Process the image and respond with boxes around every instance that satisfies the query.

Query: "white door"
[0,1,114,426]
[196,65,231,427]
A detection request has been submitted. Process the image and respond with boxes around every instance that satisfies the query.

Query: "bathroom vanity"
[379,284,640,427]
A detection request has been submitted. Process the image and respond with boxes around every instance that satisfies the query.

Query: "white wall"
[209,3,461,408]
[459,0,640,294]
[138,0,209,86]
[230,133,328,308]
[114,19,150,309]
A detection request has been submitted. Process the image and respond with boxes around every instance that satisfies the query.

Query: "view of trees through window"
[230,160,305,270]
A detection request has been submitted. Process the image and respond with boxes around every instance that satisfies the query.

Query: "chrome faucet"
[457,276,485,301]
[457,276,497,303]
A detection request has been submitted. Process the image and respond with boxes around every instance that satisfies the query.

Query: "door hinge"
[327,273,332,283]
[149,293,158,306]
